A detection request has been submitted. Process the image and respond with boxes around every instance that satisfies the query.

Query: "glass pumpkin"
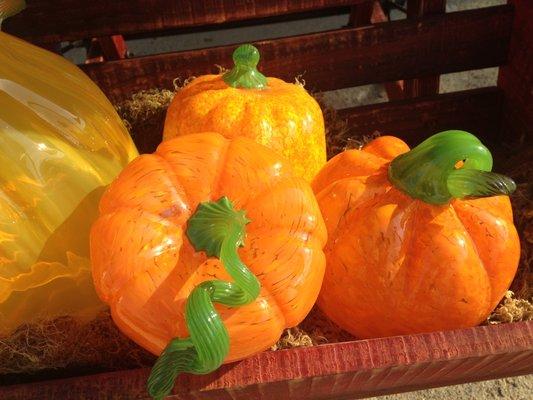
[0,26,138,334]
[163,44,326,182]
[312,132,519,338]
[90,133,326,398]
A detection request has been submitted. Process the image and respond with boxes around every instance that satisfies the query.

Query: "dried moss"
[0,311,154,376]
[271,327,313,351]
[272,307,357,351]
[115,89,174,151]
[508,182,532,299]
[272,307,356,350]
[488,291,533,324]
[487,162,533,322]
[116,89,174,127]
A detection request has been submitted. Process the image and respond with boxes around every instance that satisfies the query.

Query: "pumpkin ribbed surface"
[164,75,326,181]
[313,136,520,338]
[91,132,327,360]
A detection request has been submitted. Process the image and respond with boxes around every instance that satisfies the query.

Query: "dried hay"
[0,311,154,378]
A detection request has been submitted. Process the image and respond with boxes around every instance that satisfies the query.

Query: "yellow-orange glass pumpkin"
[0,1,138,335]
[163,44,326,181]
[90,132,326,398]
[312,131,519,339]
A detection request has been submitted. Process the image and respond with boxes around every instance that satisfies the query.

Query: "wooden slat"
[96,36,128,61]
[498,0,533,146]
[86,36,128,64]
[337,87,504,147]
[3,0,364,44]
[348,0,406,100]
[81,5,513,103]
[403,0,446,98]
[1,322,531,399]
[347,0,374,26]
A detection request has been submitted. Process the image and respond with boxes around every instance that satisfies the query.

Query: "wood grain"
[79,5,513,104]
[1,322,531,399]
[498,0,533,146]
[3,0,365,44]
[337,87,504,147]
[347,0,374,26]
[86,36,128,64]
[403,0,446,98]
[348,0,406,101]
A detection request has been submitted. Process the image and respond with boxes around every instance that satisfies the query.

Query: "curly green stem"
[147,197,260,400]
[0,0,25,27]
[222,44,267,89]
[388,130,516,205]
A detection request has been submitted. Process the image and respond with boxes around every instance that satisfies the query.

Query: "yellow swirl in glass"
[0,31,138,334]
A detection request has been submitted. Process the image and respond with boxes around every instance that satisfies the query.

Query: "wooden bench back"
[4,1,530,155]
[4,0,362,44]
[3,1,512,102]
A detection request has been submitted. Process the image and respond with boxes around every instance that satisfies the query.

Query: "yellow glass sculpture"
[0,1,138,334]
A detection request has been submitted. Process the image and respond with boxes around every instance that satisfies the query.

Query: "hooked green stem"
[222,44,267,89]
[147,197,260,400]
[388,130,516,205]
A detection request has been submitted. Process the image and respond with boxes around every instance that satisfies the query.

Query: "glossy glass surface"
[0,31,138,334]
[91,133,326,362]
[148,197,261,399]
[163,44,326,182]
[389,130,515,204]
[312,136,520,339]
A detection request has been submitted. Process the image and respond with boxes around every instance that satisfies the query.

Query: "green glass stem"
[147,197,260,400]
[222,44,267,89]
[447,169,516,199]
[388,130,516,205]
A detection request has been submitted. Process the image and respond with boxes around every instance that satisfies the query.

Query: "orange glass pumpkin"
[312,131,520,339]
[163,44,326,181]
[90,132,326,398]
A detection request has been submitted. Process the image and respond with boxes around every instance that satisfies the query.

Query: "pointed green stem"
[222,44,267,89]
[447,169,516,199]
[147,197,260,400]
[388,130,516,205]
[0,0,25,27]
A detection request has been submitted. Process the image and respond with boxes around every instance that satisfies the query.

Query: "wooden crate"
[2,0,532,399]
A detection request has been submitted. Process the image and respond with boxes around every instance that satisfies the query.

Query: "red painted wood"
[337,87,504,147]
[348,0,406,100]
[86,36,128,64]
[498,0,533,145]
[1,322,531,399]
[368,1,388,26]
[98,35,128,60]
[403,0,446,98]
[80,5,513,103]
[348,0,374,26]
[3,0,366,44]
[369,0,405,100]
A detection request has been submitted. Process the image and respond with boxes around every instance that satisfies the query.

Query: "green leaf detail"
[147,197,260,399]
[187,196,250,257]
